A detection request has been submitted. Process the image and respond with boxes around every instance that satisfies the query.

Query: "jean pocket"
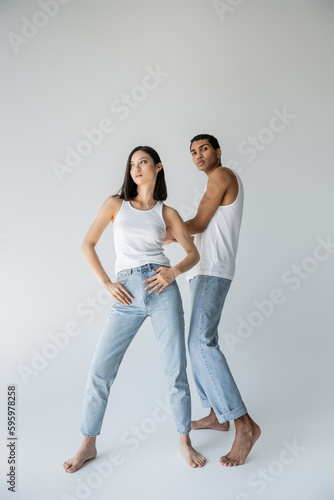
[151,264,170,272]
[117,271,129,284]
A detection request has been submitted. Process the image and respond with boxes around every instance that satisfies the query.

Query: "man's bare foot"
[191,408,230,431]
[180,434,206,468]
[63,437,97,473]
[219,413,261,467]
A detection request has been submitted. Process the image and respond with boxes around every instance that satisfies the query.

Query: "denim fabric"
[188,275,247,423]
[80,263,191,436]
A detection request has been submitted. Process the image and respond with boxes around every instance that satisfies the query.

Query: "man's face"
[190,140,221,172]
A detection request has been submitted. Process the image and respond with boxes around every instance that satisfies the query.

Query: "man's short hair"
[190,134,220,151]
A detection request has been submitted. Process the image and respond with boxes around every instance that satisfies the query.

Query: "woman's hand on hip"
[103,281,134,305]
[143,267,178,295]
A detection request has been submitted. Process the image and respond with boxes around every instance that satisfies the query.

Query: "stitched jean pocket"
[117,271,129,284]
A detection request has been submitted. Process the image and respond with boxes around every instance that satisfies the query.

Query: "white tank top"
[112,199,171,275]
[186,169,244,281]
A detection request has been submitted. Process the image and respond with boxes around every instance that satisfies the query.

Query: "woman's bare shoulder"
[162,203,182,224]
[97,195,123,222]
[162,203,177,215]
[103,194,123,208]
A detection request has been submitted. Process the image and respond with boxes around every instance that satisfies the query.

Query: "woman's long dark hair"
[118,146,167,201]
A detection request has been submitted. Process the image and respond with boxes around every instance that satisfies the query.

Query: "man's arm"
[164,169,230,243]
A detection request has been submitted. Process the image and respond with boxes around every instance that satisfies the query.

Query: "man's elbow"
[196,221,208,234]
[194,247,200,265]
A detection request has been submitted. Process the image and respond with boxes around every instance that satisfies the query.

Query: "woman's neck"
[131,185,157,210]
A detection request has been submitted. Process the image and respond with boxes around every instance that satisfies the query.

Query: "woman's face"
[129,150,162,185]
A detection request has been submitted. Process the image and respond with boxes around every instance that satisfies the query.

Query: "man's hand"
[143,267,178,295]
[163,229,177,245]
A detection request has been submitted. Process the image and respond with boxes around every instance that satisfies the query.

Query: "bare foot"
[191,408,230,431]
[63,437,97,473]
[219,413,261,467]
[180,434,206,468]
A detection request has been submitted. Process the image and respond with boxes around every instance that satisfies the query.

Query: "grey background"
[1,0,333,499]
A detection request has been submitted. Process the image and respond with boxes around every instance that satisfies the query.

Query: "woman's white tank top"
[186,169,244,281]
[112,199,171,275]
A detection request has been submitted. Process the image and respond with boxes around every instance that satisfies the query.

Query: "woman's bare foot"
[219,413,261,466]
[180,434,206,468]
[191,408,230,431]
[63,436,97,473]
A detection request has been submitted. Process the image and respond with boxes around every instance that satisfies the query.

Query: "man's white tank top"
[112,199,171,276]
[186,169,244,281]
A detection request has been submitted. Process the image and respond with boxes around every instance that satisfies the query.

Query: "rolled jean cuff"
[178,429,191,435]
[80,427,100,437]
[216,403,247,423]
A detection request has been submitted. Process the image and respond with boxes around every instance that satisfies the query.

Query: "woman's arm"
[163,169,230,243]
[163,205,200,275]
[81,195,134,305]
[144,205,200,295]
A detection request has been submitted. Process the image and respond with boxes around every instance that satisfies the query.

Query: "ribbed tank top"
[112,199,171,276]
[186,169,244,281]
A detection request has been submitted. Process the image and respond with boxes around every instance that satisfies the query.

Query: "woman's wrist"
[102,277,113,286]
[171,266,182,278]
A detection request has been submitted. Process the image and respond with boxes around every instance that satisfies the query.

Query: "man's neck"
[205,162,221,178]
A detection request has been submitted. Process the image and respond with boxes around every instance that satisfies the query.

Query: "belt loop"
[148,263,152,271]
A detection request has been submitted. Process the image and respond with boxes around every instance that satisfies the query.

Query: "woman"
[63,146,206,472]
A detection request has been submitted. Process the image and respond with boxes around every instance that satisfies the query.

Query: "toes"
[67,465,78,473]
[220,456,240,467]
[63,461,78,473]
[234,459,244,466]
[192,453,206,467]
[219,455,230,466]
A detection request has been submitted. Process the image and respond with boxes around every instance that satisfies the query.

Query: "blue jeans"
[188,275,247,423]
[80,263,191,436]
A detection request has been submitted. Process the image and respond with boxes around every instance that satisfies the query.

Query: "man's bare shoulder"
[206,168,231,199]
[208,167,232,186]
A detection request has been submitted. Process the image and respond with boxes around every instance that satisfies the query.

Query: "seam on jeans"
[189,278,208,402]
[149,282,189,433]
[198,276,233,414]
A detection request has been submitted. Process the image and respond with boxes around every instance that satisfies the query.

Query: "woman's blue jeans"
[188,275,247,423]
[80,263,191,436]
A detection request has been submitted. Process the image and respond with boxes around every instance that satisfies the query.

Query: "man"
[164,134,260,466]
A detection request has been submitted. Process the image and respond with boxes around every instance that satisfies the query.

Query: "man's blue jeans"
[80,263,191,436]
[188,275,247,423]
